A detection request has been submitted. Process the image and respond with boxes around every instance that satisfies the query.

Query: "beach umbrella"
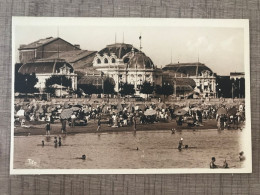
[64,102,70,109]
[144,109,156,116]
[71,106,81,111]
[60,108,73,119]
[190,107,202,111]
[217,107,227,115]
[174,109,188,116]
[228,107,238,115]
[158,102,166,109]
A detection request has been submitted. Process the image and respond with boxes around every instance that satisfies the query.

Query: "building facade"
[18,59,77,92]
[18,37,80,63]
[92,43,163,95]
[163,62,217,97]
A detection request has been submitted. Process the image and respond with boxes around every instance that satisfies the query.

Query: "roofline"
[18,37,81,50]
[70,51,97,63]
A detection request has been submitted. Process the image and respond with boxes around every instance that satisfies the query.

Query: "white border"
[11,17,251,175]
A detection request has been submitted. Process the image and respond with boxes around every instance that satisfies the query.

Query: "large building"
[92,43,163,94]
[163,62,217,97]
[18,37,81,63]
[18,59,77,92]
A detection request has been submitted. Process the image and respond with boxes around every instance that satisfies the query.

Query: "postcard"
[11,17,251,174]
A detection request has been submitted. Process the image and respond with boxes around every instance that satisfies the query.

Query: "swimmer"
[81,155,86,160]
[54,137,58,148]
[223,159,229,168]
[178,137,183,151]
[171,128,176,134]
[58,136,62,147]
[210,157,218,168]
[239,151,245,161]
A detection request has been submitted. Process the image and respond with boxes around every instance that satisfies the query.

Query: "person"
[133,115,137,131]
[178,137,183,151]
[210,157,218,168]
[54,137,58,148]
[239,151,245,161]
[71,113,76,128]
[96,116,101,131]
[81,155,86,160]
[222,159,229,168]
[58,136,62,147]
[45,122,51,136]
[42,140,44,147]
[171,128,176,134]
[61,119,67,133]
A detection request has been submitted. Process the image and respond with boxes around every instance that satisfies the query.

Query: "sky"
[14,18,246,76]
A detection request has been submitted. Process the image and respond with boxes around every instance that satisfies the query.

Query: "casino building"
[163,62,217,97]
[92,43,163,94]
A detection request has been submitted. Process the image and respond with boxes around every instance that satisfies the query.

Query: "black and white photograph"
[11,17,251,174]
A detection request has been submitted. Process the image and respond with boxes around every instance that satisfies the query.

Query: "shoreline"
[14,119,241,136]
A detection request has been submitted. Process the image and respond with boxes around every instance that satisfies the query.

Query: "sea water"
[13,129,243,169]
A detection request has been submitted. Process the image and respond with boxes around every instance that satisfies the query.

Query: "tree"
[161,84,174,98]
[119,83,135,96]
[140,81,154,100]
[155,85,162,95]
[216,76,232,98]
[77,84,97,95]
[103,77,115,95]
[15,72,39,93]
[44,75,72,96]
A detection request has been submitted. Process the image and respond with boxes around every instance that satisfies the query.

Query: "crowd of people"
[14,98,245,133]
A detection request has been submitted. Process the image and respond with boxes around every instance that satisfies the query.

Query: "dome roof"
[163,62,213,76]
[18,59,74,74]
[97,43,139,59]
[128,52,154,69]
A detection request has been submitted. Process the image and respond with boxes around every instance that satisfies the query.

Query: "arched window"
[97,58,101,64]
[111,58,115,63]
[104,58,108,63]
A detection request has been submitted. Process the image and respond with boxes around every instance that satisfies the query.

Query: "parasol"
[217,107,227,115]
[190,107,202,111]
[71,106,81,111]
[158,102,166,109]
[174,109,188,116]
[60,108,73,119]
[144,109,156,116]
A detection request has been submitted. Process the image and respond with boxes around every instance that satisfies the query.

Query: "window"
[97,59,101,64]
[111,58,115,63]
[104,58,108,63]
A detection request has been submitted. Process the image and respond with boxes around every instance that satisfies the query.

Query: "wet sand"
[14,119,220,136]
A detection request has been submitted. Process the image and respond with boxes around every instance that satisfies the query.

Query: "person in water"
[54,137,58,148]
[210,157,218,168]
[239,151,245,161]
[58,136,62,147]
[178,138,183,151]
[222,159,229,168]
[97,116,101,132]
[45,122,51,136]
